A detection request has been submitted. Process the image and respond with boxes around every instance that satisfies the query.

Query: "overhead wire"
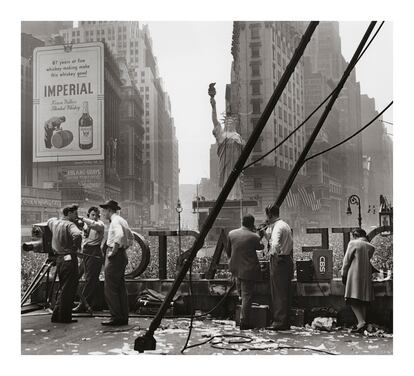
[182,21,384,355]
[242,21,385,171]
[304,101,393,163]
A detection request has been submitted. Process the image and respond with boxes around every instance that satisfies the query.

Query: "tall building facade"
[360,94,393,219]
[21,33,44,187]
[303,56,344,226]
[118,58,145,227]
[229,21,308,225]
[305,21,364,223]
[59,22,179,225]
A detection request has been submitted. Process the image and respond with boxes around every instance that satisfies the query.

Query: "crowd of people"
[21,224,393,294]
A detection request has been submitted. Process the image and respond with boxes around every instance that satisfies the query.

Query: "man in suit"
[226,214,264,330]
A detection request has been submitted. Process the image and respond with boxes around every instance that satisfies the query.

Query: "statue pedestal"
[192,199,258,242]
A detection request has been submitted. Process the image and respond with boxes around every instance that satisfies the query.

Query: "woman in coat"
[341,228,375,333]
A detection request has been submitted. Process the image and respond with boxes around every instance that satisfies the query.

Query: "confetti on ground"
[21,314,393,355]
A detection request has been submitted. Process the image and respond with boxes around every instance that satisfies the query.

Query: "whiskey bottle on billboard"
[79,101,93,149]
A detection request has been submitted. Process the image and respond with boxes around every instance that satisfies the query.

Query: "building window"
[251,63,260,76]
[252,100,261,114]
[251,46,260,58]
[253,178,262,189]
[251,82,261,95]
[251,25,260,39]
[279,124,283,136]
[253,137,262,152]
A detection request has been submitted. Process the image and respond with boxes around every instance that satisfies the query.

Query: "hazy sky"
[146,21,393,185]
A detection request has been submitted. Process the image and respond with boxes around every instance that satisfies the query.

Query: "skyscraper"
[304,21,364,222]
[229,21,307,224]
[361,94,393,213]
[60,22,179,224]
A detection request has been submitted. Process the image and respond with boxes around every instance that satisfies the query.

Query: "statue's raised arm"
[208,83,222,139]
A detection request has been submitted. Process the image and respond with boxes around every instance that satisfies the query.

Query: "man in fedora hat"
[99,199,133,326]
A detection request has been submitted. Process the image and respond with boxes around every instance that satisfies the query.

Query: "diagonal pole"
[134,21,319,353]
[272,21,377,210]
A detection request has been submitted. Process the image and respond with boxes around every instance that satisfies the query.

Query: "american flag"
[285,189,300,208]
[298,186,321,211]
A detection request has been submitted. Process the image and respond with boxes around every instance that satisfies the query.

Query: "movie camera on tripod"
[21,223,57,308]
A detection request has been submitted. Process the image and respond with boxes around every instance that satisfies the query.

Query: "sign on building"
[33,42,104,162]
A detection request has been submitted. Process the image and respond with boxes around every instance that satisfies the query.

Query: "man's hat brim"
[99,200,121,211]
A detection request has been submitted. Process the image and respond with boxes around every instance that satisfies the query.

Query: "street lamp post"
[346,194,362,228]
[176,199,183,255]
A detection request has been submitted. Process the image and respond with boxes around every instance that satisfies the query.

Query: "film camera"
[21,223,55,307]
[22,223,53,254]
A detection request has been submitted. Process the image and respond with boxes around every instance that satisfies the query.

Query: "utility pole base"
[134,332,156,353]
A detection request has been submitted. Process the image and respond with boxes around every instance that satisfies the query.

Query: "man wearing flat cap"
[47,204,83,323]
[99,199,133,326]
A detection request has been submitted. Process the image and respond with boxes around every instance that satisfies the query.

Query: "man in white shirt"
[99,200,133,326]
[73,206,105,313]
[264,205,294,330]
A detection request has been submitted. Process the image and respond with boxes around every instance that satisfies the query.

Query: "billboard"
[33,42,104,162]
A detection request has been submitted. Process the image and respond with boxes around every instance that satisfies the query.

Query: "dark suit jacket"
[226,226,264,281]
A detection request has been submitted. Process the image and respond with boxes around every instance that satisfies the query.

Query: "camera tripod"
[21,254,58,308]
[21,252,98,313]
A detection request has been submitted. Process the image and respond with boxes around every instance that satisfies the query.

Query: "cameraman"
[73,206,105,313]
[47,204,82,323]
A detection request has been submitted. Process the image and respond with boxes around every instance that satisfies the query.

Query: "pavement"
[21,311,392,355]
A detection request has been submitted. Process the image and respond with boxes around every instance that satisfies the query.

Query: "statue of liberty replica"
[208,83,245,200]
